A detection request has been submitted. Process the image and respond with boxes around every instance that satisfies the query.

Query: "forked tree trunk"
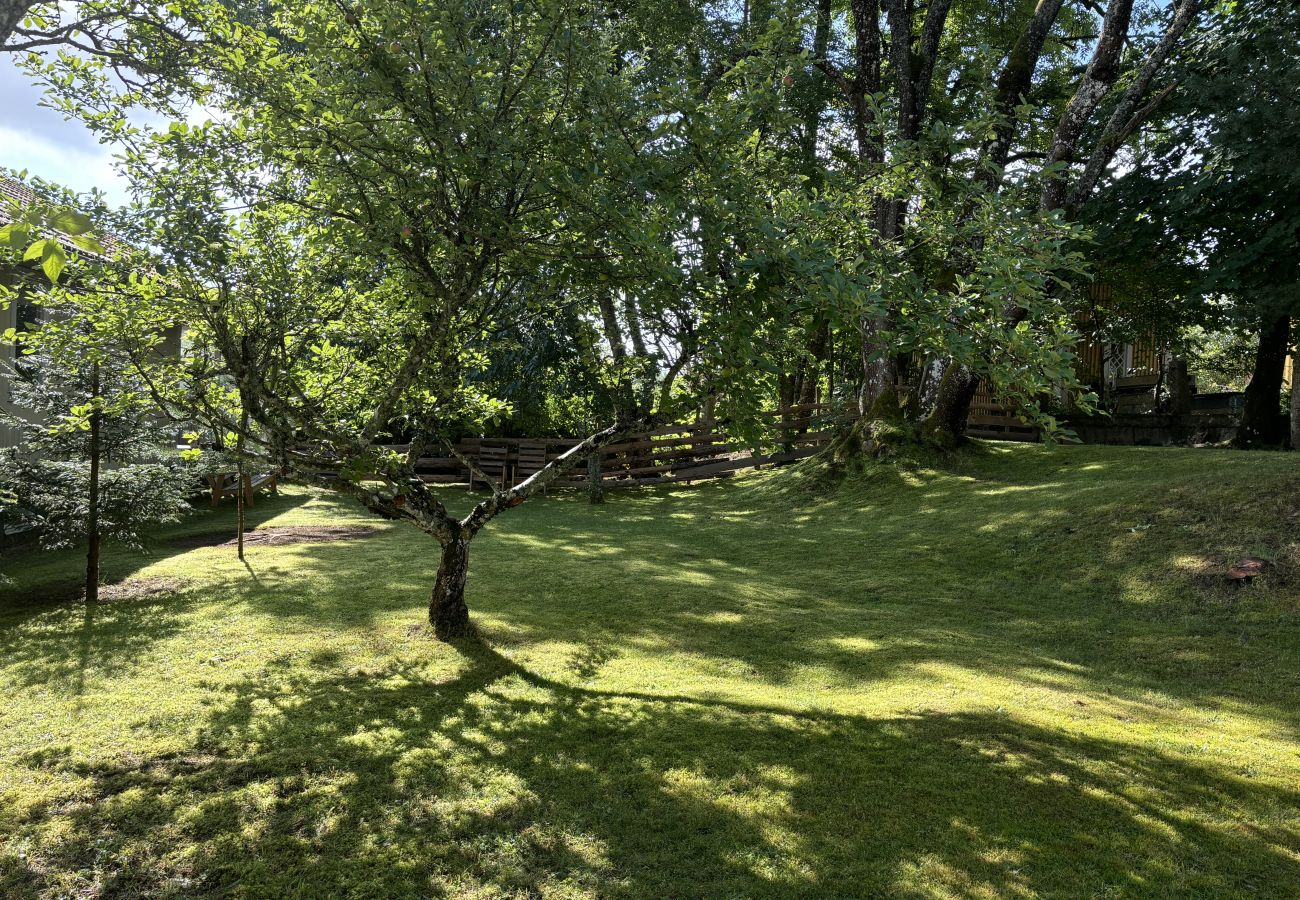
[431,537,472,639]
[1237,315,1291,448]
[382,421,627,640]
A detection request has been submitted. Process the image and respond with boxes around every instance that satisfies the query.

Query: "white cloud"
[0,123,130,208]
[0,54,136,207]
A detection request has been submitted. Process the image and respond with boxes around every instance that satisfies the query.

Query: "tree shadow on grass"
[5,637,1298,898]
[0,490,317,608]
[452,453,1300,736]
[180,450,1300,752]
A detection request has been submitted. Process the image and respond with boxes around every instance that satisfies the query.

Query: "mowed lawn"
[1,443,1298,898]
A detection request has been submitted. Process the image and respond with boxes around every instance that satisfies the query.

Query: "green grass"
[1,443,1299,898]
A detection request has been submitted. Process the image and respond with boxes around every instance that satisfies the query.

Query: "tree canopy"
[10,0,1295,631]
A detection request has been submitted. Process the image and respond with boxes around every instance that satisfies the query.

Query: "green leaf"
[0,224,31,247]
[50,209,94,236]
[41,242,67,282]
[70,233,107,255]
[23,238,49,262]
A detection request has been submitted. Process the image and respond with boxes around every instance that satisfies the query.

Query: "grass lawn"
[1,443,1299,898]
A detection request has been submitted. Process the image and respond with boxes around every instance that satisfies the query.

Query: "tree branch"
[1069,0,1200,207]
[1040,0,1136,211]
[459,421,630,536]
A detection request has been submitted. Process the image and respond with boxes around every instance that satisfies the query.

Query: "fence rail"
[965,384,1040,442]
[377,404,854,490]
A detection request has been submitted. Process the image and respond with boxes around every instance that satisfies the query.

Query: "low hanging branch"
[459,422,625,536]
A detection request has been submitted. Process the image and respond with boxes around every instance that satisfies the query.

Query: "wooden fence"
[380,404,854,490]
[964,383,1040,442]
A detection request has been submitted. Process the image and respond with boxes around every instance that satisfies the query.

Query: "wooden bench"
[515,440,550,490]
[475,445,510,489]
[208,472,279,507]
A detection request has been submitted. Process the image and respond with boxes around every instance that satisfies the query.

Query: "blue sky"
[0,55,134,207]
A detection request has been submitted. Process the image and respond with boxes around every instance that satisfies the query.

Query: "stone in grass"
[1227,557,1269,585]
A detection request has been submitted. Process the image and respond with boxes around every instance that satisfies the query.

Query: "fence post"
[586,451,604,504]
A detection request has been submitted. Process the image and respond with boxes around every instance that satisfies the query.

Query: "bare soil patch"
[12,575,191,606]
[99,576,190,603]
[169,525,380,549]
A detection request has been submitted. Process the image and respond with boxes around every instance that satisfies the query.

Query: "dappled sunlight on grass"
[1,444,1299,896]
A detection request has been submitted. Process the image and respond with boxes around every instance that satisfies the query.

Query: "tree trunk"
[1284,338,1294,450]
[849,0,882,165]
[236,408,248,560]
[799,321,830,409]
[596,293,626,361]
[85,361,101,604]
[1164,354,1192,416]
[923,363,979,448]
[1237,315,1290,448]
[0,0,36,48]
[1039,0,1135,212]
[430,537,472,639]
[622,295,648,358]
[586,451,604,504]
[597,291,640,419]
[860,340,899,419]
[981,0,1068,186]
[799,0,832,184]
[1290,338,1299,451]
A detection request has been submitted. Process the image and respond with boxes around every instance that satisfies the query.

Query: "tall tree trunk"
[622,295,648,358]
[849,0,882,165]
[596,292,626,362]
[778,372,796,415]
[857,0,958,422]
[982,0,1068,186]
[658,331,695,412]
[1164,354,1192,416]
[85,361,101,604]
[849,0,891,419]
[597,291,640,419]
[799,0,833,183]
[1040,0,1136,211]
[1290,338,1299,451]
[926,0,1191,446]
[860,343,899,419]
[236,408,248,560]
[1070,0,1201,209]
[431,535,472,639]
[799,322,829,408]
[1237,315,1291,448]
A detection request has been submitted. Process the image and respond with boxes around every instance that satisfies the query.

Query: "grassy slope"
[0,443,1298,899]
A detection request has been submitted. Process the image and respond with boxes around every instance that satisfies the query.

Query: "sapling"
[0,297,193,601]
